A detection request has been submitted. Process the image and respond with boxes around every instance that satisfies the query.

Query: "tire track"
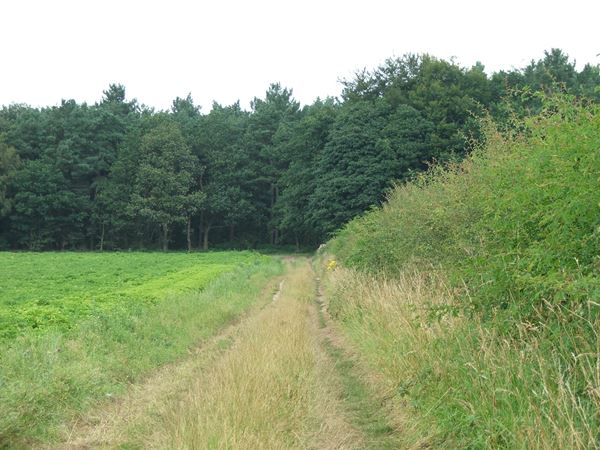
[313,273,403,450]
[46,276,286,450]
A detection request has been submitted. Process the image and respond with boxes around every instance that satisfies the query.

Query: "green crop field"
[0,251,261,340]
[0,250,283,446]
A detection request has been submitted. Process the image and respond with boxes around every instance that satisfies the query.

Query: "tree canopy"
[1,49,598,250]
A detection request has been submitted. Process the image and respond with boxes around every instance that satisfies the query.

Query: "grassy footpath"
[115,259,362,449]
[55,258,410,449]
[0,253,282,448]
[323,99,600,448]
[321,265,600,448]
[314,276,401,450]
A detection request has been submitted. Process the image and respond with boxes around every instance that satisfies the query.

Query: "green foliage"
[0,251,263,340]
[196,102,255,242]
[341,54,490,157]
[491,49,600,118]
[310,99,434,236]
[275,98,338,245]
[245,83,301,243]
[332,97,600,320]
[130,117,204,249]
[10,159,86,249]
[0,251,282,446]
[1,49,599,250]
[0,137,20,217]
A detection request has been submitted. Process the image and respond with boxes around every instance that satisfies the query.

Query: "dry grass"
[1,255,283,449]
[43,273,285,450]
[146,260,360,450]
[40,259,366,449]
[323,265,600,449]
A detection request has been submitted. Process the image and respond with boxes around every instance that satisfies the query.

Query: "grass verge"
[0,255,282,448]
[319,337,400,449]
[322,264,600,449]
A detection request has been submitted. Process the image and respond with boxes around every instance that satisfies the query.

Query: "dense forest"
[0,49,599,251]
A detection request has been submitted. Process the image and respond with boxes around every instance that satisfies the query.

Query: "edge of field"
[53,257,403,450]
[0,253,283,448]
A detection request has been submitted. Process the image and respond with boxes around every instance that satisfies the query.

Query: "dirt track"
[48,259,400,449]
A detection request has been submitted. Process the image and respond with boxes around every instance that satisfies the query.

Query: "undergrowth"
[326,97,600,448]
[331,96,599,323]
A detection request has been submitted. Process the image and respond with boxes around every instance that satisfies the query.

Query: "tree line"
[0,49,598,251]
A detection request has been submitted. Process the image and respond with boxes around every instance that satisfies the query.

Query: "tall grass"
[326,97,600,447]
[152,261,358,449]
[0,256,282,448]
[324,266,599,449]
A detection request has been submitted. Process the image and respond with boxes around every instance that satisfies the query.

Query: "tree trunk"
[198,223,203,249]
[162,223,169,251]
[100,223,105,252]
[269,183,280,245]
[229,224,234,244]
[186,217,192,252]
[295,233,300,253]
[269,183,275,245]
[198,211,204,249]
[203,224,211,251]
[274,185,279,244]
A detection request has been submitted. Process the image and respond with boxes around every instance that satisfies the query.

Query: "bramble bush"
[327,96,600,447]
[332,96,600,324]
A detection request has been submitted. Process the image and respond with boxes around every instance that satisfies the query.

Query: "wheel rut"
[313,273,403,450]
[47,277,286,450]
[47,260,402,449]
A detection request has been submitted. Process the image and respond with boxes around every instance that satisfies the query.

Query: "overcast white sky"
[1,0,598,111]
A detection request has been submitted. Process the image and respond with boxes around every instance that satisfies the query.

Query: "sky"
[1,0,598,111]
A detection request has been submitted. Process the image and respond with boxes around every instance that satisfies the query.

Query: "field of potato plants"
[0,250,282,446]
[0,251,260,340]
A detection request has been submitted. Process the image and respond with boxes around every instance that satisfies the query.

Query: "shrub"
[332,96,600,322]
